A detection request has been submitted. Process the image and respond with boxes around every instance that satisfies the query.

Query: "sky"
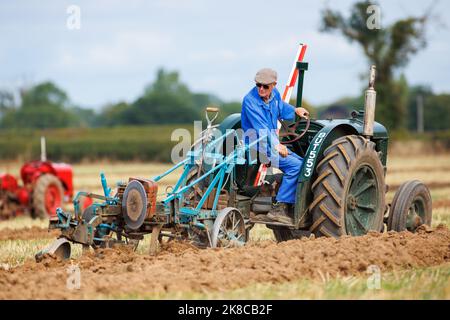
[0,0,449,110]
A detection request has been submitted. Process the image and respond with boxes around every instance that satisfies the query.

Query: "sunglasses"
[256,83,271,90]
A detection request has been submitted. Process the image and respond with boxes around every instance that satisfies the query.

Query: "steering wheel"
[279,116,310,145]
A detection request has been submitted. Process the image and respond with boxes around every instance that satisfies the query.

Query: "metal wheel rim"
[213,210,246,248]
[406,196,426,231]
[345,164,379,236]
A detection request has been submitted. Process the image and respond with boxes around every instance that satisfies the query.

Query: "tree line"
[0,69,242,129]
[0,1,449,133]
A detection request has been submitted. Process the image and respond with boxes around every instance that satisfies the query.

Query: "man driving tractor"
[241,68,309,224]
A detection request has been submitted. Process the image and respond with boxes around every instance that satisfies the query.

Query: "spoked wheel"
[388,180,432,232]
[310,135,385,237]
[211,207,247,248]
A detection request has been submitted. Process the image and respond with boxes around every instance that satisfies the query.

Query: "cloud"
[56,30,174,72]
[188,49,238,62]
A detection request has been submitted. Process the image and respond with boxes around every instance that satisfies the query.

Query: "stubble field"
[0,153,449,299]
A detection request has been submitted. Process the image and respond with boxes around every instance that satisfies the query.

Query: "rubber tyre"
[388,180,432,232]
[32,174,64,219]
[309,135,385,238]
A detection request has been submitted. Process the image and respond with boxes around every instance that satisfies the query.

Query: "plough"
[36,107,270,260]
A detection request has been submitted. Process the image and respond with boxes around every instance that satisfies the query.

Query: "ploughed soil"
[0,225,449,299]
[0,226,59,241]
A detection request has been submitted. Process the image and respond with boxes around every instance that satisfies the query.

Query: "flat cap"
[255,68,277,85]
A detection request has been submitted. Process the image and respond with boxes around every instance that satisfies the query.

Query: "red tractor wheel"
[32,174,64,218]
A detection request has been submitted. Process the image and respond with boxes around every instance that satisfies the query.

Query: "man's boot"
[266,202,294,224]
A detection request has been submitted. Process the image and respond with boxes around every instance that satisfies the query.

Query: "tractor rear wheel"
[310,135,385,237]
[388,180,432,232]
[32,174,64,219]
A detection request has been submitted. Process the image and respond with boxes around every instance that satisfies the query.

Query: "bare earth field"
[1,154,450,299]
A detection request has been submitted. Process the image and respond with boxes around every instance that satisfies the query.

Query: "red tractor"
[0,137,88,219]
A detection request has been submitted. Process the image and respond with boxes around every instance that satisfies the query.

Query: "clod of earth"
[0,225,449,299]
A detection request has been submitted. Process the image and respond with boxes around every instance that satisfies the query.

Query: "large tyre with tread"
[309,135,385,237]
[388,180,432,232]
[32,174,64,219]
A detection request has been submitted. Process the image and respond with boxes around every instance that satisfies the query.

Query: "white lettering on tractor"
[304,132,326,177]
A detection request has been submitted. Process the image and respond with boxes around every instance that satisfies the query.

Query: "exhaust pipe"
[40,136,47,162]
[363,65,377,138]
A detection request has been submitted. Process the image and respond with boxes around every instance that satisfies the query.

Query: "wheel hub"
[406,202,424,231]
[347,195,357,210]
[345,164,379,236]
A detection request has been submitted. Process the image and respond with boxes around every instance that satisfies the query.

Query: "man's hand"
[275,144,289,157]
[295,107,309,119]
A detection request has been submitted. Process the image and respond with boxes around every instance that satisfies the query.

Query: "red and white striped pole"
[282,43,308,103]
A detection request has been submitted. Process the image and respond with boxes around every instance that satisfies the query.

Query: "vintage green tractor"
[218,64,431,241]
[36,63,432,260]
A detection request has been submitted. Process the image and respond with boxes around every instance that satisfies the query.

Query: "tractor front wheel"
[310,135,385,237]
[388,180,432,232]
[32,174,64,219]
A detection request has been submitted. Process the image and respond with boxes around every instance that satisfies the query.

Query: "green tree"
[0,81,78,129]
[97,101,131,126]
[0,89,16,120]
[320,0,429,130]
[406,85,433,131]
[70,106,98,128]
[124,69,202,124]
[423,94,450,131]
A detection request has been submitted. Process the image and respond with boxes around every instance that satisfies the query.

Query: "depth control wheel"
[388,180,432,232]
[211,208,247,248]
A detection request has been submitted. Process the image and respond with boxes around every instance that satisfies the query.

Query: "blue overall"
[241,87,304,204]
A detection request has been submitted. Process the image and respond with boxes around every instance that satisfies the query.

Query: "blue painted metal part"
[50,127,269,247]
[149,129,268,229]
[195,166,225,210]
[101,172,111,198]
[152,158,189,182]
[55,207,71,229]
